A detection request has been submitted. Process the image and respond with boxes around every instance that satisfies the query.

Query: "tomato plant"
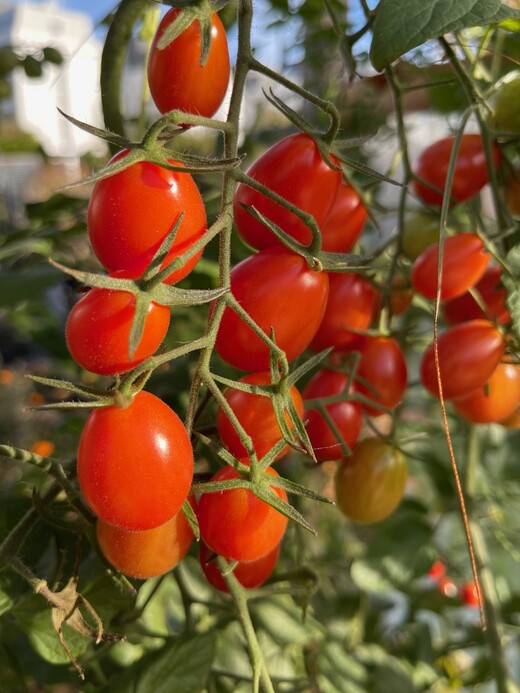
[302,368,362,461]
[442,265,510,326]
[199,541,279,592]
[354,336,408,417]
[147,8,230,119]
[197,464,288,562]
[310,272,376,353]
[320,181,367,253]
[419,319,507,399]
[88,151,207,284]
[96,506,194,579]
[65,273,171,375]
[215,247,329,371]
[488,75,520,135]
[217,371,303,461]
[334,438,408,523]
[78,391,193,530]
[233,133,342,250]
[412,134,501,206]
[411,232,490,301]
[451,360,520,424]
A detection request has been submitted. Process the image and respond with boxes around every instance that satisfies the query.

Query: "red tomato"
[499,408,520,429]
[451,361,520,424]
[96,507,193,579]
[354,336,407,417]
[217,371,304,461]
[412,134,501,206]
[197,463,288,562]
[428,559,447,582]
[199,541,279,592]
[412,233,490,301]
[233,133,342,250]
[460,581,479,608]
[320,181,367,253]
[302,368,362,461]
[420,320,506,400]
[334,438,407,523]
[215,247,329,371]
[442,265,510,326]
[310,272,376,353]
[66,272,170,376]
[88,151,207,285]
[375,276,413,316]
[147,8,230,119]
[78,391,193,530]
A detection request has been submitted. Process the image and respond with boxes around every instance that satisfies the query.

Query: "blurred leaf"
[0,266,62,307]
[370,0,520,71]
[315,639,368,693]
[42,46,63,65]
[22,55,43,78]
[251,594,324,645]
[504,245,520,342]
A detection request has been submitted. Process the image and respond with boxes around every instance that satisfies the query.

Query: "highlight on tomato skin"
[419,319,507,400]
[411,232,490,301]
[451,361,520,424]
[199,541,280,593]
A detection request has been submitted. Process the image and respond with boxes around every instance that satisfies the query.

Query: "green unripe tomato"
[488,75,520,134]
[401,212,440,260]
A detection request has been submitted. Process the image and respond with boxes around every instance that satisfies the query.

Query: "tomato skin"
[401,212,440,260]
[460,581,479,608]
[199,541,279,592]
[215,247,329,371]
[334,438,407,523]
[412,233,490,301]
[355,336,408,417]
[412,134,501,206]
[428,559,447,582]
[505,166,520,217]
[217,371,304,461]
[96,507,193,579]
[302,369,362,461]
[88,151,207,285]
[197,464,288,562]
[148,9,229,119]
[78,391,194,531]
[420,320,506,400]
[233,133,342,250]
[451,361,520,424]
[320,182,367,253]
[66,273,170,376]
[442,265,510,326]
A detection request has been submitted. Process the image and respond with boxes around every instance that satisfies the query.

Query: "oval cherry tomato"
[505,166,520,217]
[147,8,230,119]
[460,581,479,608]
[78,391,193,530]
[88,151,207,285]
[428,559,447,582]
[451,360,520,424]
[66,273,170,376]
[442,265,510,326]
[401,212,440,260]
[412,233,490,301]
[215,247,329,371]
[233,133,342,250]
[310,272,376,353]
[302,368,362,461]
[217,371,304,461]
[412,134,501,207]
[334,438,407,523]
[419,320,506,400]
[499,408,520,429]
[320,181,367,253]
[197,463,288,562]
[96,507,193,579]
[354,336,407,417]
[199,541,279,592]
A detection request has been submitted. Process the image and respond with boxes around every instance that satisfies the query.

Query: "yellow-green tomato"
[401,212,440,260]
[488,75,520,134]
[334,438,407,523]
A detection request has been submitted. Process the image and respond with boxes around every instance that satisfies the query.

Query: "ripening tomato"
[147,8,230,119]
[302,368,362,461]
[401,212,440,260]
[320,181,367,253]
[96,506,194,579]
[197,463,288,562]
[199,541,279,592]
[354,336,408,417]
[215,247,329,371]
[88,151,207,285]
[375,276,413,317]
[505,166,520,217]
[442,265,510,326]
[78,391,193,530]
[334,438,407,523]
[217,371,304,461]
[451,360,520,424]
[310,272,376,353]
[499,408,520,429]
[412,233,490,301]
[412,134,501,207]
[420,320,506,400]
[488,76,520,135]
[233,133,342,250]
[66,272,170,376]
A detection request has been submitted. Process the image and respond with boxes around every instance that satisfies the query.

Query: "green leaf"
[250,594,324,646]
[370,0,520,71]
